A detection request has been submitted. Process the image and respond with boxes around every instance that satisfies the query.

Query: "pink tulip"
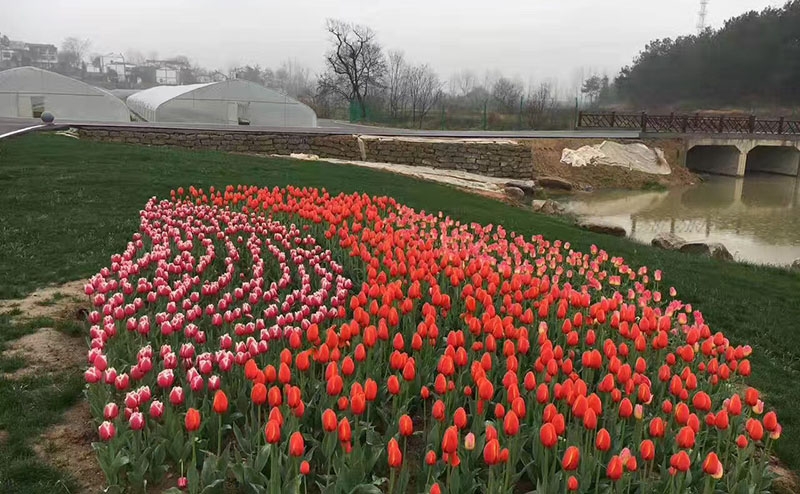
[169,386,185,406]
[149,400,164,419]
[104,402,119,420]
[98,421,116,441]
[129,412,145,431]
[84,367,103,384]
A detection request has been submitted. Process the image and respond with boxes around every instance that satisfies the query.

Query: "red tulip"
[322,409,338,432]
[289,432,304,457]
[503,410,520,436]
[387,438,402,468]
[265,420,281,444]
[567,476,579,491]
[540,423,558,449]
[670,451,691,472]
[676,426,696,449]
[746,418,764,441]
[185,408,201,432]
[300,461,310,475]
[399,414,414,436]
[425,450,437,465]
[454,407,467,429]
[607,455,624,481]
[442,426,459,454]
[338,417,352,443]
[763,411,778,432]
[562,446,580,471]
[212,390,228,414]
[484,438,501,465]
[596,428,611,451]
[388,375,401,395]
[744,387,759,407]
[640,439,655,461]
[702,452,723,479]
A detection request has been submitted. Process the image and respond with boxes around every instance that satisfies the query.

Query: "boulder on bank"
[578,221,627,237]
[503,186,526,202]
[679,242,734,262]
[504,180,537,195]
[536,176,573,191]
[790,259,800,272]
[651,233,686,251]
[532,199,566,216]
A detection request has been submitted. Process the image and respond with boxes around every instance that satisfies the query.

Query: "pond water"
[560,173,800,266]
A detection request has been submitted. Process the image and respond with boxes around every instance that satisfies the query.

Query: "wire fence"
[346,101,578,131]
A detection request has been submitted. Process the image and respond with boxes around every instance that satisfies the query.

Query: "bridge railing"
[577,112,800,135]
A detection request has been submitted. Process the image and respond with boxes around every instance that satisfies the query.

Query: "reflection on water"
[561,174,800,266]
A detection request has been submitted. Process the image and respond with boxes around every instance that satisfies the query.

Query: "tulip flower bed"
[84,184,781,494]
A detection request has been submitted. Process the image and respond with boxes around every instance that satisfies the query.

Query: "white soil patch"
[34,400,106,494]
[0,279,87,321]
[277,153,524,197]
[1,327,86,380]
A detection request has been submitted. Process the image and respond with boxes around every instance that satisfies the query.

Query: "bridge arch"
[686,145,744,176]
[744,145,800,176]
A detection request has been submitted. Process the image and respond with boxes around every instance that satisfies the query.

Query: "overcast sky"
[3,0,784,89]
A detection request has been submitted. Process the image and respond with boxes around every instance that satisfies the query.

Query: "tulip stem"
[217,414,223,457]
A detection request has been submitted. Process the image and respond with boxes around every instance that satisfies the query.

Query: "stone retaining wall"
[76,127,535,179]
[360,136,532,178]
[78,128,362,160]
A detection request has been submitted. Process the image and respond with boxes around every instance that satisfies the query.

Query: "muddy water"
[561,174,800,266]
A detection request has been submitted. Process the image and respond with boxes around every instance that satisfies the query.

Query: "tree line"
[609,0,800,111]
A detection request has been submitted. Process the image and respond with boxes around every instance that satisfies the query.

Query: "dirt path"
[1,280,105,493]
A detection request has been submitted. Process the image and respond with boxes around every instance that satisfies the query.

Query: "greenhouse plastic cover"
[0,66,131,122]
[126,80,317,127]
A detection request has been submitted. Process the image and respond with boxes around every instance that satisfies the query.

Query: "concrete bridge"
[578,112,800,177]
[682,137,800,177]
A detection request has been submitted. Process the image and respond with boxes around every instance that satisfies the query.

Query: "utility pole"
[697,0,709,34]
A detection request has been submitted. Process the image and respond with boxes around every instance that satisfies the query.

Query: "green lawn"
[1,133,800,476]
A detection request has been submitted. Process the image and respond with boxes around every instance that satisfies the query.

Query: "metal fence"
[577,112,800,135]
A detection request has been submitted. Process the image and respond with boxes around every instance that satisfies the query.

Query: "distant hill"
[613,1,800,110]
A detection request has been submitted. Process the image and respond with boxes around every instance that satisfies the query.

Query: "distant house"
[0,40,58,70]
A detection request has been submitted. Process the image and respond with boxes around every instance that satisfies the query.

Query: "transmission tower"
[697,0,709,33]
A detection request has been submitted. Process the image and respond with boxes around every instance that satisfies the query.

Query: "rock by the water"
[503,186,525,202]
[504,180,537,195]
[679,242,734,261]
[791,259,800,272]
[578,221,626,237]
[536,176,573,191]
[532,199,566,216]
[651,233,686,251]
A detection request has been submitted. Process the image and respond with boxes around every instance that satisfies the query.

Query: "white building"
[0,66,130,122]
[126,79,317,127]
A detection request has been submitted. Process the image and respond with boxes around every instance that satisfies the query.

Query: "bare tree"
[450,69,476,97]
[274,59,314,100]
[58,37,91,71]
[524,81,558,128]
[385,51,409,119]
[492,77,524,112]
[319,19,386,119]
[407,64,441,128]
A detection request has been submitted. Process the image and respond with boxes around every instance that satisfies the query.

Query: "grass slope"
[1,133,799,473]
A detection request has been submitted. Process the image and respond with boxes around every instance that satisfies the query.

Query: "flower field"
[84,184,780,493]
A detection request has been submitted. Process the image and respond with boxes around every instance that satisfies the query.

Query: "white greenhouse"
[0,66,130,122]
[126,80,317,127]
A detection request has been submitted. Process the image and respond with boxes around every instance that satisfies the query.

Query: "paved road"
[0,117,43,136]
[0,116,641,139]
